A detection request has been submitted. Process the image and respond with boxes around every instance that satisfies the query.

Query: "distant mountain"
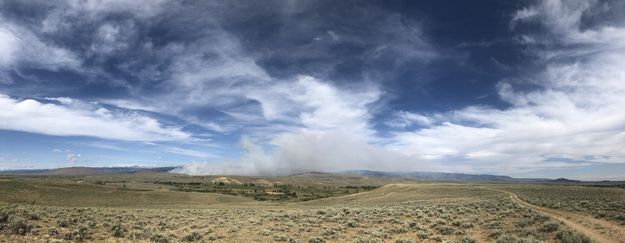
[342,170,548,182]
[1,167,621,183]
[552,177,582,183]
[289,171,335,177]
[0,166,177,176]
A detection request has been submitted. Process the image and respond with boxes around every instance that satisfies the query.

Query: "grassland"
[0,177,254,208]
[0,173,622,242]
[493,184,625,225]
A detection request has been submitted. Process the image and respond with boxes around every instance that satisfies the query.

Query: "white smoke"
[173,129,434,175]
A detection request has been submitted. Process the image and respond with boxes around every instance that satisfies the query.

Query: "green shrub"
[460,222,473,229]
[182,231,203,241]
[58,219,71,227]
[28,212,41,220]
[515,218,532,228]
[48,227,60,236]
[555,230,591,243]
[435,225,454,235]
[110,222,127,237]
[461,236,476,243]
[540,222,560,232]
[274,234,288,241]
[496,234,519,243]
[309,237,326,243]
[151,233,171,243]
[64,226,89,241]
[417,230,429,239]
[395,239,416,243]
[7,216,32,235]
[0,208,9,224]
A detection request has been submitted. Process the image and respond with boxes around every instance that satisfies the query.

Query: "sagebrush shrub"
[555,230,591,243]
[540,222,560,232]
[110,222,127,237]
[182,231,203,241]
[496,234,519,243]
[8,216,32,235]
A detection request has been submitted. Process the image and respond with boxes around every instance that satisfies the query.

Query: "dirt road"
[485,188,625,243]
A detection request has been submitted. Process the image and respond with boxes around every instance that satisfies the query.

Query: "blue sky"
[1,0,625,180]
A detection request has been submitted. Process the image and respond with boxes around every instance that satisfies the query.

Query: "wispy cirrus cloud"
[385,0,625,173]
[1,0,624,179]
[0,22,81,77]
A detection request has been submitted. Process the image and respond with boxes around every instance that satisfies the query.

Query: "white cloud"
[0,157,44,171]
[0,0,170,80]
[174,76,438,175]
[0,25,19,68]
[0,94,190,141]
[99,99,156,112]
[386,111,433,128]
[41,0,170,33]
[162,146,217,159]
[247,76,379,133]
[65,0,169,18]
[174,131,433,175]
[5,0,620,176]
[44,97,75,105]
[90,22,132,54]
[386,0,625,173]
[0,22,81,72]
[511,0,625,45]
[66,153,80,165]
[511,8,539,25]
[143,31,272,114]
[178,0,625,175]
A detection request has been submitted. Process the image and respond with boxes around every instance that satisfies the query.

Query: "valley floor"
[1,175,624,242]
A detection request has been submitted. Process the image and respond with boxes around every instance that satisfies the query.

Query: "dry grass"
[0,176,602,242]
[493,184,625,225]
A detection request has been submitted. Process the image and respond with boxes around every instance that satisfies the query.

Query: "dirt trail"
[485,188,625,243]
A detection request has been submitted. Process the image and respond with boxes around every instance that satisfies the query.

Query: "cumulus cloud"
[175,75,431,175]
[0,94,190,141]
[247,76,380,132]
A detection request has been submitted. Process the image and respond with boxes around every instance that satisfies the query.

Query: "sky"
[1,0,625,180]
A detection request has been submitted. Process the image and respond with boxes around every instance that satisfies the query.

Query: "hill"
[3,167,623,184]
[342,170,541,182]
[0,166,177,176]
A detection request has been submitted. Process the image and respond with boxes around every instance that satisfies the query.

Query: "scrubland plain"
[1,173,624,242]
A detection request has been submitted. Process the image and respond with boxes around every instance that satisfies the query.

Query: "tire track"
[484,188,625,243]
